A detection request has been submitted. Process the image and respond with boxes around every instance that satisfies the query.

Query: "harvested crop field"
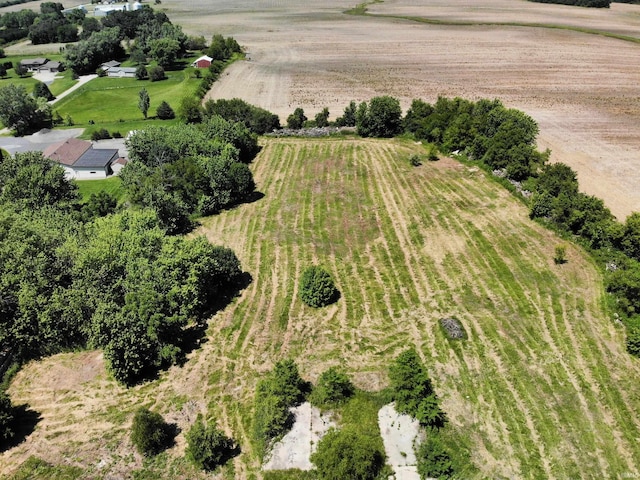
[184,0,640,219]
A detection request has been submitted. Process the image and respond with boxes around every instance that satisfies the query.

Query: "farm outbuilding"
[192,55,213,68]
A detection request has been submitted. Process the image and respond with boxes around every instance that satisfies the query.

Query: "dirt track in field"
[193,0,640,219]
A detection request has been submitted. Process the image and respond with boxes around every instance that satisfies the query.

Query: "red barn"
[192,55,213,68]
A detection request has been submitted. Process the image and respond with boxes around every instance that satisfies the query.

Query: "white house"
[43,138,120,179]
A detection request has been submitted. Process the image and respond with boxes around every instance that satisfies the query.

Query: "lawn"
[5,138,640,479]
[74,176,125,204]
[52,67,200,130]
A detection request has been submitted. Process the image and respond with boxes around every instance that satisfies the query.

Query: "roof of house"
[39,61,61,70]
[101,60,121,68]
[112,157,128,166]
[75,148,119,168]
[106,66,137,74]
[193,55,213,64]
[43,138,91,166]
[20,58,48,66]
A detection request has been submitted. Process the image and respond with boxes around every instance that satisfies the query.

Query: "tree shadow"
[176,271,253,365]
[0,403,41,452]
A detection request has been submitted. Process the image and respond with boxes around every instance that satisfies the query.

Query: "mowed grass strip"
[199,137,640,478]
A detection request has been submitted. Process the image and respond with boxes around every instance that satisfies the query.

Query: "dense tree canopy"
[203,98,280,134]
[64,27,125,74]
[0,85,50,136]
[389,348,446,428]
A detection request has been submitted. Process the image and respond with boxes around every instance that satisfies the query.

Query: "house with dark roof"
[37,60,62,72]
[43,138,120,179]
[20,58,49,72]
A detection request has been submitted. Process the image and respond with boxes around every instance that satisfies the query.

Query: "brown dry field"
[185,0,640,219]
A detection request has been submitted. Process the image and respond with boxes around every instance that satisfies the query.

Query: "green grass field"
[74,176,125,204]
[52,67,200,129]
[5,137,640,479]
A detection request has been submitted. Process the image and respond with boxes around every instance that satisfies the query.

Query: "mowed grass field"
[5,137,640,479]
[52,68,199,130]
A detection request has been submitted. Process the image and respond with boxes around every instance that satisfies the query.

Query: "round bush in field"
[300,266,339,308]
[130,407,173,457]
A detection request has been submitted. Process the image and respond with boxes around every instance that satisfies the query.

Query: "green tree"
[253,359,308,457]
[185,415,238,471]
[310,367,354,407]
[148,65,166,82]
[178,96,202,123]
[335,100,357,127]
[33,81,55,101]
[315,107,330,127]
[0,391,14,444]
[300,266,339,308]
[311,428,385,480]
[389,348,446,428]
[135,64,147,80]
[64,26,124,74]
[286,107,307,129]
[357,96,403,138]
[156,100,175,120]
[130,407,173,456]
[138,87,150,119]
[0,151,78,209]
[149,38,180,68]
[0,64,6,78]
[416,433,454,480]
[0,85,49,136]
[203,98,280,134]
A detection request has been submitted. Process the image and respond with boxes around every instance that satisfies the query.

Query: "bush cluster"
[309,367,355,407]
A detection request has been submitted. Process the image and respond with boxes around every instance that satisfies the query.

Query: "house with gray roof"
[20,58,49,71]
[43,138,120,179]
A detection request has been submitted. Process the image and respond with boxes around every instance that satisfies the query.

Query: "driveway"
[0,128,85,155]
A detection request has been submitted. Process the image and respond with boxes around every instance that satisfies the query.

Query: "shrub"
[135,65,147,80]
[310,367,354,407]
[185,414,238,471]
[91,128,111,141]
[148,65,165,82]
[554,245,567,264]
[416,433,455,480]
[626,327,640,357]
[111,131,122,138]
[156,100,175,120]
[130,407,174,457]
[310,428,385,480]
[409,154,422,167]
[300,265,339,308]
